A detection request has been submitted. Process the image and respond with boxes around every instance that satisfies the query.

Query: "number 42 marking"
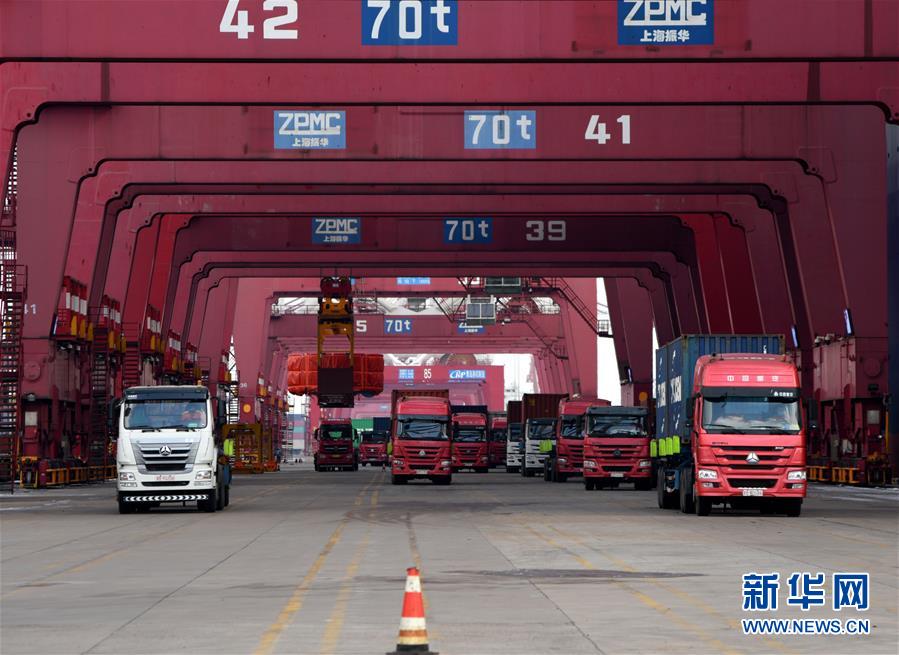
[585,115,632,145]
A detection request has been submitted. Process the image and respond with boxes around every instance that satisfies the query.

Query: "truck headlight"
[697,469,718,480]
[441,460,452,467]
[481,456,489,462]
[787,470,807,480]
[558,458,567,464]
[638,460,651,468]
[195,470,214,480]
[393,459,404,467]
[118,472,135,481]
[583,460,596,468]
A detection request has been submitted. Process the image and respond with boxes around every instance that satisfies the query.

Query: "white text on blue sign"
[385,318,414,334]
[312,218,361,244]
[397,277,432,285]
[398,368,415,380]
[449,369,486,380]
[362,0,458,45]
[274,111,346,149]
[464,111,536,150]
[618,0,714,45]
[444,218,493,244]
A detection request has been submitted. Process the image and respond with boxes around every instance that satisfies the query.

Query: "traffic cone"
[388,567,437,654]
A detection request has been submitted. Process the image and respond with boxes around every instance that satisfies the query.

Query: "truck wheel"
[199,490,217,512]
[783,499,802,517]
[657,469,678,509]
[118,499,135,514]
[694,494,712,516]
[543,464,552,481]
[679,471,695,514]
[584,479,596,491]
[391,474,408,485]
[223,484,230,507]
[216,481,226,511]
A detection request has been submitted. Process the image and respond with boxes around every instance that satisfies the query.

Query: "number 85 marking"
[525,220,566,242]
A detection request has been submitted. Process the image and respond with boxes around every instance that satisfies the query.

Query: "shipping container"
[521,393,569,421]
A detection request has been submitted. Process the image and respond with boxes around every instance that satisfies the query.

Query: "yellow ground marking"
[254,475,380,655]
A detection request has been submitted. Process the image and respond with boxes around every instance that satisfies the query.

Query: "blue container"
[655,335,784,442]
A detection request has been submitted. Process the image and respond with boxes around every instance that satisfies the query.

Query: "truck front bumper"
[117,465,216,498]
[524,454,547,470]
[392,460,452,477]
[694,468,807,499]
[582,458,651,480]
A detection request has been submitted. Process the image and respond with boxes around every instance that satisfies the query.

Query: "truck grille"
[456,446,481,457]
[728,478,777,488]
[405,446,441,466]
[134,442,198,472]
[564,443,584,465]
[142,480,191,487]
[602,465,632,472]
[595,445,641,456]
[714,446,793,467]
[323,444,349,454]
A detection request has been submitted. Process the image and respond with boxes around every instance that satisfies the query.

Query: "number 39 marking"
[526,220,566,242]
[220,0,298,40]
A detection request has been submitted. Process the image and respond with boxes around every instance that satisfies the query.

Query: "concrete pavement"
[2,465,897,654]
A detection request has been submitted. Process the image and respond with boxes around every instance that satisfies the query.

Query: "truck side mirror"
[215,398,228,428]
[107,398,121,435]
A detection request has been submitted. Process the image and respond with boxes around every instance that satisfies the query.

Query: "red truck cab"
[488,415,508,468]
[359,429,389,467]
[451,412,489,473]
[545,398,609,482]
[583,406,653,490]
[390,391,453,485]
[688,354,806,515]
[313,419,358,472]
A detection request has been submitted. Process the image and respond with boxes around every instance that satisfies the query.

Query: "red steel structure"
[0,1,895,487]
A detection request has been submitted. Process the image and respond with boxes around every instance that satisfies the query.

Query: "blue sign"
[398,368,415,381]
[362,0,458,46]
[443,218,493,244]
[274,111,346,149]
[449,369,486,380]
[397,277,432,285]
[457,324,485,335]
[312,218,361,244]
[618,0,714,45]
[464,111,536,149]
[384,318,414,334]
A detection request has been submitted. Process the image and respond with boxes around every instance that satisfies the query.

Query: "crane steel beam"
[3,1,896,61]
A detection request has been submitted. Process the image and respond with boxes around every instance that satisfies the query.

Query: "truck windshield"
[587,415,646,437]
[489,428,506,443]
[527,422,555,440]
[363,431,388,444]
[507,424,523,442]
[560,416,584,439]
[123,400,207,430]
[398,418,448,441]
[455,427,486,442]
[702,396,801,434]
[321,425,353,440]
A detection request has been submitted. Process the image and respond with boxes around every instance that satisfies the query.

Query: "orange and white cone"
[388,567,436,654]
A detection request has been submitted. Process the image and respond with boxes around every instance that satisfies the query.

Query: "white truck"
[115,385,231,514]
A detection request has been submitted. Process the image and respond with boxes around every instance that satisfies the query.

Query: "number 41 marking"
[585,114,631,145]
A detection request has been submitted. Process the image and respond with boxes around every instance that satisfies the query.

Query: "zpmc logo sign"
[618,0,714,45]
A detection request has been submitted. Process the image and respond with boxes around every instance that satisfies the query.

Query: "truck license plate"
[741,488,764,497]
[611,472,625,478]
[155,475,175,482]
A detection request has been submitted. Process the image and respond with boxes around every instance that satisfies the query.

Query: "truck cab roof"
[452,413,487,426]
[695,354,799,388]
[124,385,209,401]
[586,406,649,417]
[559,398,610,416]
